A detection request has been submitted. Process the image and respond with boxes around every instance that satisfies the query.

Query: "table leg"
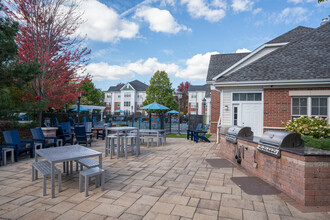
[117,131,120,159]
[51,162,55,198]
[105,128,109,154]
[157,132,159,147]
[99,154,102,169]
[136,129,140,156]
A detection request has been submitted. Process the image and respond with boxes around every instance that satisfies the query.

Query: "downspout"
[216,88,223,143]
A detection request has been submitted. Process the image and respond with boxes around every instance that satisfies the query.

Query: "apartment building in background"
[188,84,211,124]
[104,80,148,115]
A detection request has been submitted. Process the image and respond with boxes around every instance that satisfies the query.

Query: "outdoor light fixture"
[225,105,229,110]
[202,97,206,115]
[177,89,182,135]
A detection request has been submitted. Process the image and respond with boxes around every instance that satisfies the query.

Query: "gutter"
[213,79,330,87]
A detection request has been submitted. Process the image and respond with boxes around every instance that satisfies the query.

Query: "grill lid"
[259,130,304,148]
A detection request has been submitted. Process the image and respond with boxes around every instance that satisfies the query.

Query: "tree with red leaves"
[116,83,124,87]
[4,0,90,119]
[176,81,190,114]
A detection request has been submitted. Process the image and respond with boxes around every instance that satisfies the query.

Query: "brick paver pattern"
[0,137,329,220]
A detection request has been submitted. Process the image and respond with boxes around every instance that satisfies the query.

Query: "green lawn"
[166,133,212,138]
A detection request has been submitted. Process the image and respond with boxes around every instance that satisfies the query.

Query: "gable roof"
[265,26,314,44]
[188,84,207,91]
[216,22,330,84]
[129,80,148,91]
[107,80,148,92]
[206,53,250,82]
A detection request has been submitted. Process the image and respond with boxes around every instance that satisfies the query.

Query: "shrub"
[284,116,330,139]
[301,135,330,151]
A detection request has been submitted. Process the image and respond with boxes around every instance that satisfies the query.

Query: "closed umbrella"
[167,110,179,133]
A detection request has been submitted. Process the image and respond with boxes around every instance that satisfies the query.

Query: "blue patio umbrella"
[140,102,169,110]
[141,102,169,129]
[114,109,125,113]
[167,110,179,114]
[72,106,88,112]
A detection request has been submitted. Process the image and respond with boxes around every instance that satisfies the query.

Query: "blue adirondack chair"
[187,123,202,140]
[84,122,93,139]
[30,128,57,148]
[93,117,97,123]
[194,124,210,143]
[74,126,91,147]
[3,130,34,162]
[96,122,110,140]
[56,126,73,145]
[61,122,73,135]
[52,117,59,127]
[68,117,75,127]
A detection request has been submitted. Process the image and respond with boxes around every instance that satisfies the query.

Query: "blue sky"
[77,0,330,91]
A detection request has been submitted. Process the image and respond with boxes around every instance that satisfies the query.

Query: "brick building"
[104,80,148,115]
[206,22,330,138]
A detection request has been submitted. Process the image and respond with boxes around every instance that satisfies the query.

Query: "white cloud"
[78,0,139,42]
[231,0,254,12]
[181,0,226,22]
[253,8,262,15]
[287,0,303,3]
[87,58,180,81]
[127,58,179,75]
[236,48,251,53]
[86,62,135,81]
[273,7,309,25]
[134,7,191,34]
[176,51,220,80]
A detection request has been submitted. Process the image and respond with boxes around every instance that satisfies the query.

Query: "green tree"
[143,70,178,112]
[0,0,41,118]
[80,81,104,106]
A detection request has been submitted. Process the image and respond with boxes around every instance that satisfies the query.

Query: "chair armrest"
[3,143,17,149]
[21,140,34,147]
[75,135,86,138]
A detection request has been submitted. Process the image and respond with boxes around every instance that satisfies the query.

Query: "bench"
[76,158,99,171]
[32,160,61,196]
[140,136,153,148]
[79,167,105,197]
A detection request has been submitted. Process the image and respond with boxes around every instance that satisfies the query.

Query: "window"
[191,93,196,98]
[106,94,111,98]
[312,97,328,117]
[233,93,262,101]
[124,101,130,107]
[291,97,328,119]
[118,95,121,98]
[233,106,238,125]
[292,97,307,116]
[117,103,120,107]
[191,103,196,108]
[124,92,131,98]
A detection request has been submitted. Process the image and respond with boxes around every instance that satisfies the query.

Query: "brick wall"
[114,102,120,111]
[263,89,291,129]
[263,88,330,130]
[210,90,220,133]
[219,134,330,206]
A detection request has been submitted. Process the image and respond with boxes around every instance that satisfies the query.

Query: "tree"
[176,81,190,114]
[143,71,177,112]
[80,81,104,106]
[0,0,42,118]
[4,0,91,115]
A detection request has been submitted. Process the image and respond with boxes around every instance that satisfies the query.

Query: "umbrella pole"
[170,114,171,133]
[149,112,151,130]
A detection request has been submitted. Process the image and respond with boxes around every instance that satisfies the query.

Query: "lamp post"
[77,89,82,125]
[108,102,111,122]
[202,97,206,125]
[177,89,182,135]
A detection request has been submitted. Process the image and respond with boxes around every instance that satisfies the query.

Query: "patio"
[0,138,329,220]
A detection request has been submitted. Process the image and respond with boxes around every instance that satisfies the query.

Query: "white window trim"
[291,97,330,124]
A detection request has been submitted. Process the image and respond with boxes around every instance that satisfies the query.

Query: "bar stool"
[79,167,105,197]
[124,135,138,159]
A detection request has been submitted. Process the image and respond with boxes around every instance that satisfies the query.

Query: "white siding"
[222,90,232,125]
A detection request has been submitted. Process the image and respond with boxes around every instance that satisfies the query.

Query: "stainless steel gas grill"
[225,126,254,144]
[257,130,304,158]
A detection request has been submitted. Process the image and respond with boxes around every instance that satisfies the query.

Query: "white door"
[241,103,263,136]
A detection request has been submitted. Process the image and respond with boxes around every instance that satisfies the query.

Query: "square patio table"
[105,127,140,158]
[35,145,102,198]
[139,129,166,147]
